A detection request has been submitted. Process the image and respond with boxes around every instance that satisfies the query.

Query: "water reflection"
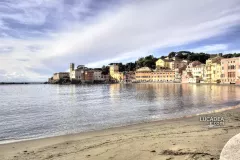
[108,83,240,118]
[0,84,240,142]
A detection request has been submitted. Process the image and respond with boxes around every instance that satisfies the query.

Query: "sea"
[0,83,240,143]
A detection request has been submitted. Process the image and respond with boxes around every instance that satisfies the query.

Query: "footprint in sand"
[220,133,240,160]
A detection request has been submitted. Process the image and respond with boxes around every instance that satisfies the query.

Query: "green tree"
[102,65,109,75]
[125,62,136,71]
[135,57,145,69]
[135,55,158,69]
[168,52,176,58]
[118,63,126,72]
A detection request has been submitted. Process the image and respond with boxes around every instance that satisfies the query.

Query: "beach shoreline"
[1,105,239,145]
[1,106,240,160]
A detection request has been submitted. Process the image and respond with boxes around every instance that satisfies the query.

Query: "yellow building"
[204,57,222,83]
[156,59,172,69]
[156,58,188,70]
[109,64,124,82]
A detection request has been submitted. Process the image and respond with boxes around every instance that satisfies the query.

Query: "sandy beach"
[1,106,240,160]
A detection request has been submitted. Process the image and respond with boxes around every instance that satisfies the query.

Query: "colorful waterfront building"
[123,71,135,83]
[52,72,69,80]
[93,70,109,82]
[184,61,205,83]
[156,59,173,69]
[93,70,102,81]
[156,57,189,70]
[181,70,192,83]
[135,67,175,82]
[169,58,189,70]
[175,66,187,83]
[109,64,124,82]
[135,67,152,82]
[221,57,240,84]
[152,70,175,82]
[69,63,85,82]
[204,56,222,83]
[69,63,95,83]
[48,72,69,83]
[84,70,94,83]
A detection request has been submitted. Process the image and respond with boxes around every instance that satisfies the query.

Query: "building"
[156,58,188,70]
[84,70,94,83]
[181,70,191,83]
[69,63,85,82]
[93,70,110,82]
[135,67,153,82]
[204,56,222,83]
[93,70,103,81]
[175,66,186,83]
[102,74,110,82]
[69,63,96,83]
[48,72,69,83]
[171,59,189,70]
[135,67,175,82]
[152,70,175,82]
[109,64,124,82]
[123,71,135,83]
[52,72,69,80]
[156,59,173,70]
[184,61,205,83]
[221,57,240,84]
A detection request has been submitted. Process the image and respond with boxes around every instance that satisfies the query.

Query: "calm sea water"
[0,83,240,143]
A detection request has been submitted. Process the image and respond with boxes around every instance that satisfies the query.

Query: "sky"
[1,0,240,82]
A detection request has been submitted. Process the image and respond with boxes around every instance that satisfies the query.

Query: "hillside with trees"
[103,51,240,72]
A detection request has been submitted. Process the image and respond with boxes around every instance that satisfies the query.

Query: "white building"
[93,70,109,82]
[185,61,205,83]
[93,70,103,81]
[70,63,85,81]
[53,72,69,80]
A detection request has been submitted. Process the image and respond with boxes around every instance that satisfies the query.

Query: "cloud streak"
[189,44,228,53]
[1,0,240,81]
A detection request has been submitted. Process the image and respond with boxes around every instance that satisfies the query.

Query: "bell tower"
[70,63,75,71]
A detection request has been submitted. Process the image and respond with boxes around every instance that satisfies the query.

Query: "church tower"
[70,63,75,71]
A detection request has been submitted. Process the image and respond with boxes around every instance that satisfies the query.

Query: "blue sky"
[1,0,240,82]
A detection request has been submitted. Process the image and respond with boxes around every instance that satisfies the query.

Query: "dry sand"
[1,106,240,160]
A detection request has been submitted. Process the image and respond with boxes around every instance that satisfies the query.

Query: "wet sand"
[1,106,240,160]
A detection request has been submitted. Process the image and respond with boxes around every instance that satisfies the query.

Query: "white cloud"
[0,0,61,25]
[189,44,229,53]
[1,0,240,81]
[223,50,240,54]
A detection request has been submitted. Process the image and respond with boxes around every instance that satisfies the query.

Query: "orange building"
[152,70,175,82]
[135,67,153,82]
[135,67,175,82]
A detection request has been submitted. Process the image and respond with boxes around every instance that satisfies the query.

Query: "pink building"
[181,71,190,83]
[221,57,240,84]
